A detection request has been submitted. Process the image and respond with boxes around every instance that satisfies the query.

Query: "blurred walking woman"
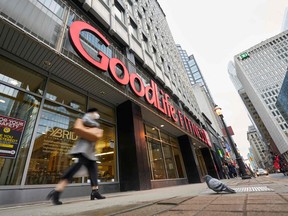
[47,108,105,205]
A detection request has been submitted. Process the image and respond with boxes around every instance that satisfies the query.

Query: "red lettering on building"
[129,73,145,97]
[170,106,178,122]
[108,58,130,85]
[69,21,211,147]
[69,21,110,71]
[177,111,184,127]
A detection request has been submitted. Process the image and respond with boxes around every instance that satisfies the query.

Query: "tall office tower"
[282,7,288,31]
[176,45,228,165]
[247,125,269,169]
[233,31,288,160]
[247,150,258,171]
[176,45,221,132]
[276,71,288,123]
[228,61,275,154]
[176,45,214,104]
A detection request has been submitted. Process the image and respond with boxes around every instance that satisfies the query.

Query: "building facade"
[233,31,288,160]
[276,70,288,124]
[176,45,214,103]
[0,0,219,205]
[176,45,228,177]
[228,61,275,167]
[247,125,268,169]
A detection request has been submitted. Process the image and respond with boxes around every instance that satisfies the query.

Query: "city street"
[1,174,288,216]
[1,1,288,214]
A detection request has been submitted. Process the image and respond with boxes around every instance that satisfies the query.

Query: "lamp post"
[214,105,251,179]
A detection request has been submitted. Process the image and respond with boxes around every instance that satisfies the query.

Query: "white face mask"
[89,112,100,120]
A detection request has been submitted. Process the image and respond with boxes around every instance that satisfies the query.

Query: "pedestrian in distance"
[228,163,237,178]
[222,163,230,179]
[273,153,280,172]
[47,108,105,205]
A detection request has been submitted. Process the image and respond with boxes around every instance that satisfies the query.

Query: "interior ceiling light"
[160,124,164,127]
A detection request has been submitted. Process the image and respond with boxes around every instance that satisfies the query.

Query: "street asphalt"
[0,173,288,216]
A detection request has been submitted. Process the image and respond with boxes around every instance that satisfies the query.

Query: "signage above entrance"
[69,21,211,147]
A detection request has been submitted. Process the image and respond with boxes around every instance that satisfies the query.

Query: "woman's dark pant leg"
[84,160,98,187]
[61,161,83,182]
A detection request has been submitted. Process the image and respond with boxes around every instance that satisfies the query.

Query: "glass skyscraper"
[276,71,288,124]
[176,45,214,104]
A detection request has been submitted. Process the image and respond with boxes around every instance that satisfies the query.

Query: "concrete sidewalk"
[0,174,288,216]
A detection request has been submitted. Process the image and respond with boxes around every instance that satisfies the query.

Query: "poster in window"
[0,115,26,159]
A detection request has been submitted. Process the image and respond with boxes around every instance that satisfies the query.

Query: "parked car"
[256,168,269,176]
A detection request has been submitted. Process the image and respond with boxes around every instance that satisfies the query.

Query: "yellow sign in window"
[0,143,13,148]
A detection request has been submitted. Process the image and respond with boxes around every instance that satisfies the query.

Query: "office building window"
[115,1,125,23]
[142,34,148,51]
[129,18,138,39]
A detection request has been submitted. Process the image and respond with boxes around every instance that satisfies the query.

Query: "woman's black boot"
[91,189,106,200]
[46,190,63,205]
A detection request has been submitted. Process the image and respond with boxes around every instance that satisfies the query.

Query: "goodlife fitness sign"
[69,21,211,147]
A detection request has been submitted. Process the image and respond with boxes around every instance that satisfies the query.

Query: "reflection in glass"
[0,0,66,48]
[87,99,117,183]
[0,57,46,95]
[162,144,177,178]
[26,101,81,184]
[26,98,117,185]
[148,138,166,180]
[88,99,116,124]
[87,123,117,183]
[173,147,185,178]
[46,80,86,112]
[0,84,40,185]
[145,125,186,180]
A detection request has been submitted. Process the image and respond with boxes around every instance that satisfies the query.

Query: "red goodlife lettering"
[68,21,211,147]
[108,58,130,85]
[69,21,110,71]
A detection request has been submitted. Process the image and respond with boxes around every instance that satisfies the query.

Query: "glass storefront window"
[172,147,185,178]
[160,132,170,144]
[0,57,46,96]
[26,93,117,184]
[145,125,186,180]
[89,123,117,183]
[26,101,81,184]
[88,98,117,183]
[145,126,160,140]
[89,99,116,123]
[147,138,166,180]
[0,84,40,185]
[46,80,87,112]
[162,144,177,178]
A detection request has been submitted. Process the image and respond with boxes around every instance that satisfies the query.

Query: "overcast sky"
[157,0,288,158]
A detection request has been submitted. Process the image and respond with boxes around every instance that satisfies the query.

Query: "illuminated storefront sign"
[0,115,26,159]
[42,128,77,154]
[69,21,211,147]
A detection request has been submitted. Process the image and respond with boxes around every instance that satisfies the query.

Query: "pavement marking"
[234,186,274,192]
